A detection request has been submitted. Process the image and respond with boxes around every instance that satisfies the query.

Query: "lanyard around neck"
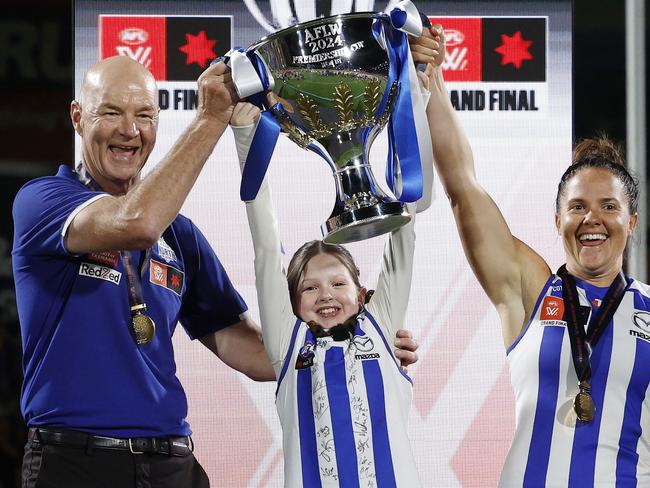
[75,164,155,345]
[556,264,628,421]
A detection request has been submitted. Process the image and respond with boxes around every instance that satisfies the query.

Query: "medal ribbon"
[557,264,628,393]
[75,165,153,342]
[120,248,152,316]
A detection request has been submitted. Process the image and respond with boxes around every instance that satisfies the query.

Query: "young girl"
[231,27,444,487]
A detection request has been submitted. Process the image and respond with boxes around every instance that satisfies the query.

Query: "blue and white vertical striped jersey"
[275,312,419,487]
[501,274,650,487]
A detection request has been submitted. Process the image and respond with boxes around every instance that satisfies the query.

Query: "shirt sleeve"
[176,219,248,340]
[233,122,296,371]
[365,204,416,339]
[12,174,109,257]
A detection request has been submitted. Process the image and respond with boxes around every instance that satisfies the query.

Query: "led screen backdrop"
[75,1,572,485]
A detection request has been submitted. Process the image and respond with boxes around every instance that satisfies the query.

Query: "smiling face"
[297,253,366,329]
[71,56,159,195]
[555,167,638,285]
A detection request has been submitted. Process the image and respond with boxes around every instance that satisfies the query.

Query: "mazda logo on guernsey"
[352,335,374,352]
[633,311,650,334]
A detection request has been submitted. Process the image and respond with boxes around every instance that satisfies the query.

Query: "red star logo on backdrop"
[178,30,217,68]
[494,31,533,69]
[170,274,181,289]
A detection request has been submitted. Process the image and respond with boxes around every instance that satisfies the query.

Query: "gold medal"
[131,310,155,345]
[574,382,596,422]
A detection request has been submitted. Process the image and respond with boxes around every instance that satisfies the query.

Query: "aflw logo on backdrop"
[428,17,546,82]
[99,15,232,81]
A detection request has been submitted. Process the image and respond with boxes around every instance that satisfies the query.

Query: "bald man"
[12,56,273,487]
[12,56,418,487]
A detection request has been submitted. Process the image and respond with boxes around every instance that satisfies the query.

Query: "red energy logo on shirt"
[540,296,564,321]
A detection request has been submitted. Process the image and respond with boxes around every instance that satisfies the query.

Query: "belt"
[29,427,193,457]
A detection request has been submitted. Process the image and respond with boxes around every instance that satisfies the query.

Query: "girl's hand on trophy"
[409,23,446,69]
[429,24,446,68]
[416,67,432,92]
[231,102,261,128]
[266,91,294,113]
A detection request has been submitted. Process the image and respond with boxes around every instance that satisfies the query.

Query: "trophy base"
[322,201,411,244]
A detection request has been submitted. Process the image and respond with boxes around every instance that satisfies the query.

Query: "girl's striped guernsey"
[275,311,419,487]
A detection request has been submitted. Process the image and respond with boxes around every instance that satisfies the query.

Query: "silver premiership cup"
[248,13,412,244]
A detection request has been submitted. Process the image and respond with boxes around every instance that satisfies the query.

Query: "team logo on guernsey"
[149,259,184,296]
[295,341,315,369]
[540,296,565,326]
[156,236,177,263]
[79,262,122,285]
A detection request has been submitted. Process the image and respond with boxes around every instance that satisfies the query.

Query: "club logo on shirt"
[295,341,315,369]
[79,262,122,285]
[540,296,566,326]
[149,259,184,296]
[156,236,177,263]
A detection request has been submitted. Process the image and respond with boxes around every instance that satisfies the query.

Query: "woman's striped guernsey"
[500,274,650,487]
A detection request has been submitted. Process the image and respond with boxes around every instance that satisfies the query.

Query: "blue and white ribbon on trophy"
[220,0,433,211]
[373,0,434,212]
[211,49,282,202]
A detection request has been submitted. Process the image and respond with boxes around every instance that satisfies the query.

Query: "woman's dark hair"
[286,240,362,315]
[555,135,638,214]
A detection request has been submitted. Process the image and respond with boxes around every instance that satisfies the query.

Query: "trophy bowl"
[248,13,411,244]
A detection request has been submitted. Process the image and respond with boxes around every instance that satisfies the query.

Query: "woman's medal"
[131,304,155,345]
[558,265,628,424]
[573,380,595,422]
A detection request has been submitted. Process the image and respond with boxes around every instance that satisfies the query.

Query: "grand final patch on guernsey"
[540,296,566,327]
[149,259,184,296]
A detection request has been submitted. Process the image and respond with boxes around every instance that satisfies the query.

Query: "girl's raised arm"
[232,103,297,371]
